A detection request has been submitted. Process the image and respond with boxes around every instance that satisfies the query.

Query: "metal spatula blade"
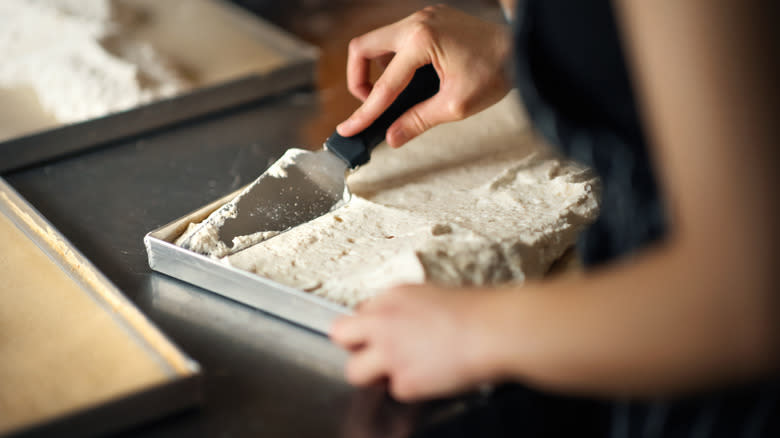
[217,149,349,245]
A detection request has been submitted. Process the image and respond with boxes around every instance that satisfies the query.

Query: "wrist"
[459,287,528,386]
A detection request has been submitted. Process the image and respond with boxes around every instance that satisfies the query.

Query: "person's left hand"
[330,284,499,401]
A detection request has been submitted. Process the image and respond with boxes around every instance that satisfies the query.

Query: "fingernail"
[337,120,353,134]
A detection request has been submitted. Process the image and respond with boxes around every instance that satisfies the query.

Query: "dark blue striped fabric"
[511,0,778,436]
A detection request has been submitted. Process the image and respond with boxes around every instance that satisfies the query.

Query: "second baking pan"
[0,0,318,173]
[0,178,201,437]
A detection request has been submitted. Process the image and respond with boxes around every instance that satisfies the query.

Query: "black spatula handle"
[325,64,440,168]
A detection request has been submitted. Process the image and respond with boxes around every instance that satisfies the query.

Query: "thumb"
[385,94,455,148]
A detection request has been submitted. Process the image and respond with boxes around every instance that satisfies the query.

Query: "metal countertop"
[6,77,512,438]
[3,2,552,436]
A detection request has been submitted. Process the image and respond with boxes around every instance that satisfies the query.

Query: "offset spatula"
[181,65,440,252]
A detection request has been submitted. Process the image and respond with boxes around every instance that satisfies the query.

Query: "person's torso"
[512,1,778,436]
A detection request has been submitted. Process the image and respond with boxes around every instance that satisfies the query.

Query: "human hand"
[336,5,512,148]
[330,284,502,402]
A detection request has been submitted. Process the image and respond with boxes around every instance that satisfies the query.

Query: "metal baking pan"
[0,178,201,438]
[145,189,350,334]
[0,0,318,173]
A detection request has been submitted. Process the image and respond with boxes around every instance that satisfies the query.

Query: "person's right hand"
[336,5,512,148]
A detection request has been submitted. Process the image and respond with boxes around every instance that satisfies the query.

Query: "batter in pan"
[179,92,600,307]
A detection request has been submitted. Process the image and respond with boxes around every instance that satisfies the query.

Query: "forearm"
[475,239,778,398]
[476,0,780,399]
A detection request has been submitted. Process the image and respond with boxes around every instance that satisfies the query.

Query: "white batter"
[176,92,600,307]
[175,149,322,258]
[0,0,191,123]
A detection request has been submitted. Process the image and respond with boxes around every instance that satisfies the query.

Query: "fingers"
[346,22,404,102]
[330,316,367,351]
[346,47,388,102]
[376,53,395,69]
[331,315,390,386]
[338,51,428,138]
[389,376,423,403]
[386,75,513,147]
[346,347,388,386]
[385,93,455,148]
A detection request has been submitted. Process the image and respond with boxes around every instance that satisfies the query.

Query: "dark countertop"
[3,2,596,436]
